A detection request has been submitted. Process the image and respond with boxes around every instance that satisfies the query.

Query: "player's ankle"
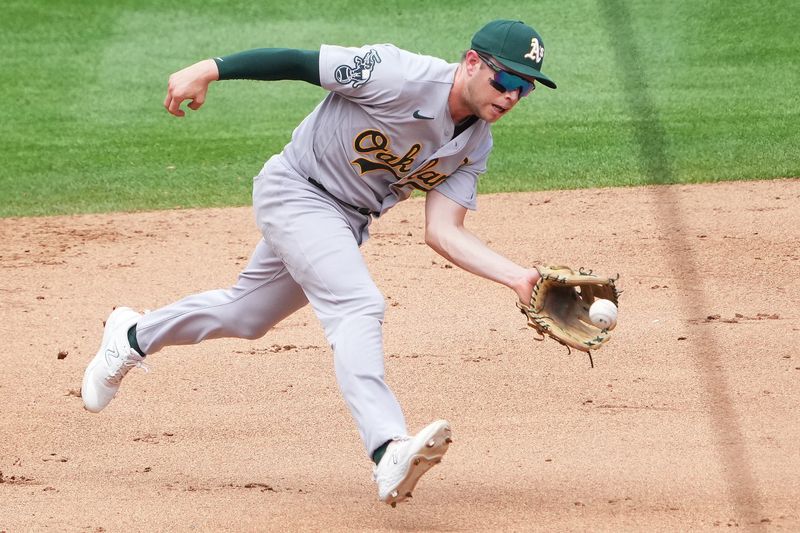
[372,440,391,465]
[127,325,146,357]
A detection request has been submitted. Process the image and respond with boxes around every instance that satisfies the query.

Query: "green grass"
[1,0,798,217]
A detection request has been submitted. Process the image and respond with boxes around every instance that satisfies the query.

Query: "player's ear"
[464,50,482,75]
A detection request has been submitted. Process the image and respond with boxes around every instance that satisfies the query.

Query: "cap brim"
[495,57,557,89]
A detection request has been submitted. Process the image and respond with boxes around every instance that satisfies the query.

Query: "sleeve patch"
[334,49,382,88]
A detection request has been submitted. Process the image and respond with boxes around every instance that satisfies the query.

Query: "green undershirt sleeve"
[213,48,321,86]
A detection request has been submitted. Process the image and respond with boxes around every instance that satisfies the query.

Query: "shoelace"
[108,350,150,385]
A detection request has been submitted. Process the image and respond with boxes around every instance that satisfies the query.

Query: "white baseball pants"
[136,156,407,456]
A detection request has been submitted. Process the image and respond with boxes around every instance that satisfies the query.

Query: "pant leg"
[136,238,308,355]
[254,159,408,456]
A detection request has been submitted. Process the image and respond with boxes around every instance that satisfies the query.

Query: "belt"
[307,177,376,217]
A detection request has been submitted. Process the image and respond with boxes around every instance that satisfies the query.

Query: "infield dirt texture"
[2,0,799,530]
[2,179,799,531]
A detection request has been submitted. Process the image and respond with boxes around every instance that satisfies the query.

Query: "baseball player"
[81,19,556,506]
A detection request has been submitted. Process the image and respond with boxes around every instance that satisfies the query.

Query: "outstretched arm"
[424,189,540,304]
[164,48,320,117]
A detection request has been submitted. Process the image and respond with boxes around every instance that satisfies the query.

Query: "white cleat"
[374,419,452,507]
[81,307,146,413]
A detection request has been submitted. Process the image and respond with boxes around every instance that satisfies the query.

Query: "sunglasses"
[477,53,535,98]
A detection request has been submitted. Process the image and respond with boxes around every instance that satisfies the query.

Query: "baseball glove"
[516,266,620,365]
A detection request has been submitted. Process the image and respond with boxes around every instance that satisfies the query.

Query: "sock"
[372,440,391,465]
[127,325,145,357]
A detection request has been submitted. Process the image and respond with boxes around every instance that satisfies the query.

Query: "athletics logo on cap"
[471,20,556,89]
[524,37,544,64]
[335,49,382,89]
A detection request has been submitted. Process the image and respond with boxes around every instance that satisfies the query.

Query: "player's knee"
[237,320,271,340]
[324,289,386,341]
[357,288,386,321]
[216,303,273,340]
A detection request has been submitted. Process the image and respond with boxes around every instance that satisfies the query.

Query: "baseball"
[589,299,617,330]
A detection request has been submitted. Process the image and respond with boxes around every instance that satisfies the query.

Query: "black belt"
[307,177,376,217]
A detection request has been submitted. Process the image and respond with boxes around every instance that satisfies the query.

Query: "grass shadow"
[598,0,765,528]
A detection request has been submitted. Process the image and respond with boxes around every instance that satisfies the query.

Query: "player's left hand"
[511,267,542,306]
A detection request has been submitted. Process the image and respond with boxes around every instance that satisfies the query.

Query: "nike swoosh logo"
[413,110,434,120]
[105,347,120,366]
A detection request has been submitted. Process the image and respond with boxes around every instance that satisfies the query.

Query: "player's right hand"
[164,59,219,117]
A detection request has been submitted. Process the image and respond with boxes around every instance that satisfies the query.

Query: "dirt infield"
[1,179,798,532]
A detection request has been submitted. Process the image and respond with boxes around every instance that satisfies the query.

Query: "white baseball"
[589,299,617,330]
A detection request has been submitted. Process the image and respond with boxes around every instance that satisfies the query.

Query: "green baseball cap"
[471,19,557,89]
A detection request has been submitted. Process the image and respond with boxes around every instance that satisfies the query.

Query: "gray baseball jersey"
[277,43,494,215]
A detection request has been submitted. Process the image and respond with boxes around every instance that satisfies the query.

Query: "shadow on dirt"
[598,1,765,528]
